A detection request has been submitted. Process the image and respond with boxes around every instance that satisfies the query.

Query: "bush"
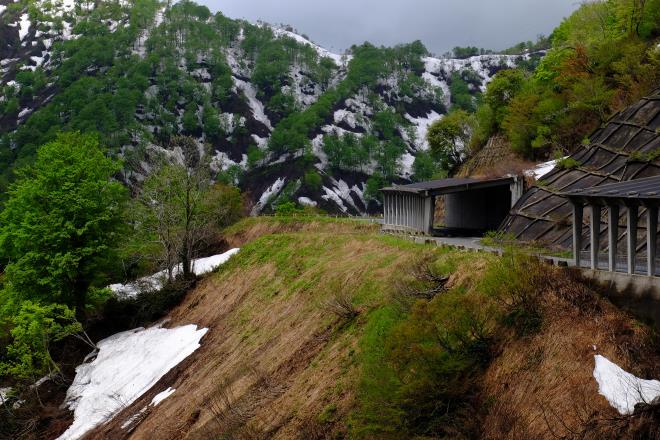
[303,170,323,191]
[479,250,545,335]
[0,302,89,382]
[274,201,303,216]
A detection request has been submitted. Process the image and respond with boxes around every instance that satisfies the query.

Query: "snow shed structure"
[381,176,524,235]
[501,89,660,250]
[563,175,660,276]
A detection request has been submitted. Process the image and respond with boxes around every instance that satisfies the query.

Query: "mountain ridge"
[0,0,538,214]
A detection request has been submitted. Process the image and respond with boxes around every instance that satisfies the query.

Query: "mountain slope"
[73,217,659,439]
[0,0,534,213]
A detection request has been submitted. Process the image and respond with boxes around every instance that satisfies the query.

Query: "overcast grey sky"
[197,0,579,55]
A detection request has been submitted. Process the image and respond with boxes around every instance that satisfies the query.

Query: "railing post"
[590,204,601,270]
[572,201,583,268]
[627,204,638,275]
[647,205,658,277]
[608,204,619,272]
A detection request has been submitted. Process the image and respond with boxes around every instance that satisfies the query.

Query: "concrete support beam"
[590,204,601,270]
[627,205,638,275]
[608,204,619,272]
[647,205,658,277]
[384,194,389,225]
[422,196,434,235]
[572,202,583,268]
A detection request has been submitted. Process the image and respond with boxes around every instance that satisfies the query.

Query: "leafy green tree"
[0,132,126,314]
[412,151,439,182]
[303,170,323,191]
[182,102,199,133]
[246,144,266,169]
[202,105,222,140]
[427,110,472,171]
[483,69,527,124]
[364,174,386,203]
[448,73,476,112]
[0,302,94,382]
[136,137,243,281]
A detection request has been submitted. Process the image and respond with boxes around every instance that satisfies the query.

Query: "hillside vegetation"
[466,0,660,159]
[0,0,528,214]
[74,217,658,440]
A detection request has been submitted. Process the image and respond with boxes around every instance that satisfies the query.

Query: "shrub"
[555,156,581,170]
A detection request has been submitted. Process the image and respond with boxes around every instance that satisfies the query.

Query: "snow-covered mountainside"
[0,0,536,214]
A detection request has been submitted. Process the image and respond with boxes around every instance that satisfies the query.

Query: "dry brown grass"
[89,219,414,440]
[481,263,659,440]
[223,217,379,248]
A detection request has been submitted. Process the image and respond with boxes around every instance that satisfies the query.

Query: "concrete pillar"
[387,194,392,225]
[510,176,524,207]
[647,205,658,277]
[608,204,619,272]
[572,202,583,268]
[590,204,601,270]
[404,195,409,229]
[394,194,398,226]
[627,205,638,275]
[403,194,409,228]
[416,196,420,233]
[422,196,434,235]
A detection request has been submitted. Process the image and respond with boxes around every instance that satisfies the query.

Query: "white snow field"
[109,248,240,298]
[57,324,208,440]
[593,354,660,415]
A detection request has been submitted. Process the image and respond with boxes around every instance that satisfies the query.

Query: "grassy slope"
[90,217,658,440]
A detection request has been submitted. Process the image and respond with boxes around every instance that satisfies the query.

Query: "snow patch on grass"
[57,324,209,440]
[151,387,175,406]
[593,354,660,415]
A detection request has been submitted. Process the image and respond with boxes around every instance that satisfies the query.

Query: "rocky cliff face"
[0,0,532,213]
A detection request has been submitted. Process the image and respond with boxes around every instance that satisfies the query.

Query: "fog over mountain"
[197,0,579,54]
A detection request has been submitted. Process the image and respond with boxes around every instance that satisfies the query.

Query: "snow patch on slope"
[234,78,273,130]
[0,387,11,406]
[19,14,31,41]
[251,177,286,215]
[56,324,209,440]
[270,26,346,65]
[109,248,240,298]
[404,110,442,151]
[593,354,660,415]
[423,54,521,92]
[151,387,175,406]
[524,158,564,180]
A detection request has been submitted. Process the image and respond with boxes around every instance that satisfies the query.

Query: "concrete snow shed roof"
[381,176,515,196]
[501,88,660,248]
[563,175,660,203]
